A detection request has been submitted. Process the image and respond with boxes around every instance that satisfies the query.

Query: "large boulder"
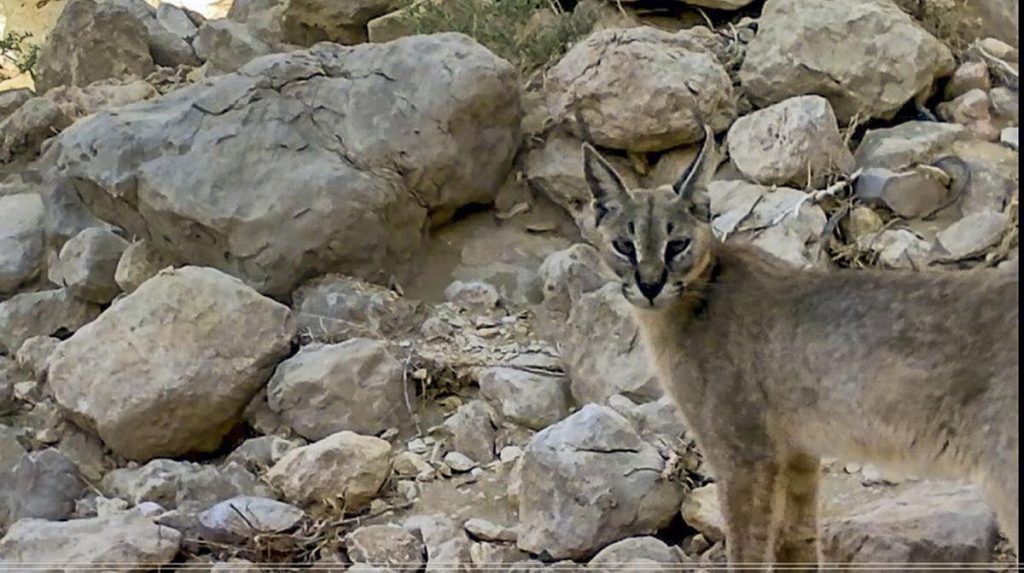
[0,98,72,162]
[194,19,275,74]
[267,339,407,440]
[46,34,521,296]
[562,284,662,405]
[33,0,155,94]
[740,0,955,123]
[0,513,180,568]
[545,27,735,152]
[517,404,685,560]
[726,95,854,187]
[0,193,45,295]
[0,448,86,528]
[48,266,295,461]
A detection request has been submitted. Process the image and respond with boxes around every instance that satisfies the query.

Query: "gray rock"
[989,87,1018,126]
[0,89,33,121]
[57,429,113,483]
[0,448,86,528]
[1001,127,1018,151]
[194,19,274,74]
[854,166,950,219]
[225,435,305,471]
[156,3,199,41]
[823,483,999,565]
[48,35,521,297]
[902,0,1018,49]
[856,229,931,269]
[546,27,735,151]
[346,524,426,567]
[0,289,101,354]
[740,0,954,122]
[0,512,180,567]
[33,0,155,94]
[14,336,60,382]
[680,484,725,542]
[945,61,991,99]
[0,97,72,162]
[727,95,854,187]
[587,536,682,570]
[563,284,661,404]
[114,239,175,294]
[0,426,26,474]
[292,274,421,342]
[443,451,476,472]
[517,404,685,560]
[950,140,1019,216]
[0,193,45,294]
[404,514,473,572]
[37,173,109,249]
[478,366,571,430]
[267,339,406,440]
[43,79,157,122]
[280,0,396,46]
[198,495,304,543]
[444,280,500,309]
[266,431,391,511]
[101,459,272,512]
[933,211,1009,261]
[464,518,518,543]
[854,121,966,170]
[48,267,295,461]
[107,0,199,67]
[537,244,612,318]
[440,400,498,464]
[226,0,286,45]
[708,180,828,268]
[55,227,130,303]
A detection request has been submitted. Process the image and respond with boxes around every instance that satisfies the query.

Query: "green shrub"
[0,31,40,80]
[396,0,597,73]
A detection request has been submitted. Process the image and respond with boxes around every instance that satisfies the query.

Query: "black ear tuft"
[582,142,629,211]
[673,123,716,201]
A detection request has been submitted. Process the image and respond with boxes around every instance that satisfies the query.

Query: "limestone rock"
[0,512,180,568]
[0,98,72,162]
[225,435,305,470]
[43,79,157,121]
[587,536,682,570]
[0,89,33,120]
[346,524,426,567]
[857,229,931,269]
[680,484,725,542]
[226,0,286,45]
[15,336,60,382]
[0,193,45,294]
[478,366,571,430]
[546,27,735,151]
[854,121,966,170]
[114,239,175,294]
[55,227,130,304]
[933,211,1009,261]
[0,448,86,528]
[464,518,518,543]
[823,483,999,565]
[740,0,954,122]
[48,267,295,461]
[854,167,950,219]
[198,496,304,543]
[946,61,991,99]
[194,19,274,74]
[267,339,406,440]
[281,0,396,46]
[48,35,521,296]
[0,289,101,354]
[266,431,391,510]
[404,514,473,572]
[517,404,685,560]
[726,95,854,187]
[293,274,421,342]
[440,400,498,464]
[708,180,828,268]
[34,0,155,94]
[101,459,270,512]
[1001,127,1018,151]
[563,284,661,404]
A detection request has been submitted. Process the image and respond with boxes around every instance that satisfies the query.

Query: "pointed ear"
[673,123,717,202]
[582,142,629,216]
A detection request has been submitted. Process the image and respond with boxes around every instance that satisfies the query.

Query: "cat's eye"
[665,239,691,261]
[612,239,636,260]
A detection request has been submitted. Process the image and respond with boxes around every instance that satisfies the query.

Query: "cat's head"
[581,125,718,309]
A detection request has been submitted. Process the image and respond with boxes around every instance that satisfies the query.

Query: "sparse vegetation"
[395,0,597,74]
[0,31,40,80]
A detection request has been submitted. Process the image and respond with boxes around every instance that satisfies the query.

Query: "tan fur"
[580,128,1019,570]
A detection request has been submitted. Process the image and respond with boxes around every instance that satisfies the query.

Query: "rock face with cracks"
[517,404,685,560]
[740,0,955,122]
[46,34,522,296]
[47,266,296,461]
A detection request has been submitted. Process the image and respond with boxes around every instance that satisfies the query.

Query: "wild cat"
[578,125,1018,570]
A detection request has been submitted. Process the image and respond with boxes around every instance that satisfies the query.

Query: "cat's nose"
[635,270,666,303]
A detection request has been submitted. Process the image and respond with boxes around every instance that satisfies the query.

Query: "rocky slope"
[0,0,1018,569]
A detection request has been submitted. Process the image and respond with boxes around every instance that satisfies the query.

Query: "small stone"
[588,536,682,569]
[939,89,992,125]
[681,484,725,542]
[15,336,61,383]
[114,239,174,294]
[55,227,129,304]
[989,87,1018,125]
[934,211,1009,261]
[857,229,931,269]
[443,451,476,473]
[0,289,100,354]
[225,435,305,470]
[393,452,432,477]
[1000,127,1018,151]
[198,496,305,543]
[407,438,429,454]
[945,61,991,99]
[465,518,518,542]
[499,446,524,463]
[440,400,497,464]
[346,524,425,567]
[478,366,571,430]
[854,167,950,219]
[444,280,500,309]
[841,206,885,241]
[0,193,45,295]
[395,480,419,502]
